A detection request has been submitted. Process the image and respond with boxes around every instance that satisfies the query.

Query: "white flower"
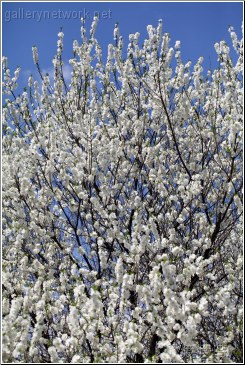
[71,354,81,363]
[175,40,181,49]
[32,46,38,64]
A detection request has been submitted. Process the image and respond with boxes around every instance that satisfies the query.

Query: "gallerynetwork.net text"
[4,8,112,22]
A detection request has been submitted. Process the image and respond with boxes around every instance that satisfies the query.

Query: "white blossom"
[2,18,243,364]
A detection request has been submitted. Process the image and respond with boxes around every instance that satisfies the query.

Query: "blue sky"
[2,1,243,91]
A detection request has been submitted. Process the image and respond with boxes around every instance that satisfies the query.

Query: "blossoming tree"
[2,18,243,363]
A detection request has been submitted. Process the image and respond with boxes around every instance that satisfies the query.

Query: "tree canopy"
[2,18,243,363]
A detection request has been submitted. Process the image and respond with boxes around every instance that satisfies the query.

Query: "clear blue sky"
[2,1,243,91]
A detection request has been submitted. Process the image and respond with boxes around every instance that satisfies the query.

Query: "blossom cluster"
[2,18,243,363]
